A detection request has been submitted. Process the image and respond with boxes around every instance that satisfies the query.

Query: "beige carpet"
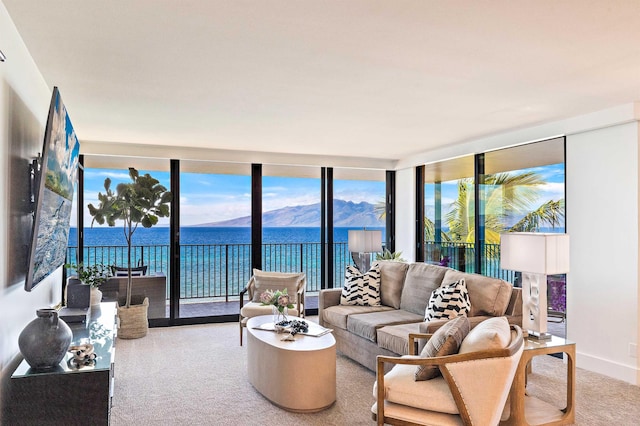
[111,320,640,426]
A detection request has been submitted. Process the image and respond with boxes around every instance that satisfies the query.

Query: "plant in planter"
[87,168,171,338]
[65,262,113,306]
[375,249,406,262]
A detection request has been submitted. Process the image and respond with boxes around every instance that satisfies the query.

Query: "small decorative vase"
[90,287,103,306]
[272,305,288,325]
[18,308,73,370]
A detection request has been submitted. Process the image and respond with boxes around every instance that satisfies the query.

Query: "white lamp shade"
[500,232,570,274]
[348,230,382,253]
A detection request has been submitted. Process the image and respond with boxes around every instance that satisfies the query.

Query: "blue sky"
[77,170,385,227]
[425,163,565,225]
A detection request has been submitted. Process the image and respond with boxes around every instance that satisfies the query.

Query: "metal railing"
[66,242,357,301]
[425,241,515,282]
[67,240,515,302]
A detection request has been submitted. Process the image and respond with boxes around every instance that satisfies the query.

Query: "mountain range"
[194,199,384,227]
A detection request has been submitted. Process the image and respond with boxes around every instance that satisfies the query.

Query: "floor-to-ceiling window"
[178,161,252,319]
[77,156,171,320]
[261,165,322,294]
[422,137,566,334]
[333,168,386,287]
[423,155,476,271]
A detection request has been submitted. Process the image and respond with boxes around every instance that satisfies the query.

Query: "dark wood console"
[6,302,117,425]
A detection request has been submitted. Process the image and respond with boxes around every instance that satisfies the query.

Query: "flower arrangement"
[259,288,294,313]
[65,263,113,288]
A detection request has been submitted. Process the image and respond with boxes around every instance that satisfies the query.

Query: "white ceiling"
[4,1,640,162]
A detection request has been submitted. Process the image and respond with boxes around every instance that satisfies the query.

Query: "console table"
[7,302,117,425]
[500,335,576,426]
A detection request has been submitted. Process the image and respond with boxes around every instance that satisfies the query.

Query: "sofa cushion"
[377,261,410,309]
[373,361,459,414]
[377,322,422,355]
[415,315,470,381]
[400,263,448,316]
[240,302,301,320]
[459,316,510,354]
[442,269,512,317]
[341,264,381,306]
[424,279,471,321]
[322,305,393,330]
[251,269,303,303]
[347,310,424,342]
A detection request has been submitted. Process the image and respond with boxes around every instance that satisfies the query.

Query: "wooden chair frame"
[374,325,524,426]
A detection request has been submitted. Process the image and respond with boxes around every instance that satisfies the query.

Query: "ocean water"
[68,226,385,247]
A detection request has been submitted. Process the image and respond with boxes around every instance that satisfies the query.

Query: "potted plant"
[87,168,171,338]
[65,262,113,306]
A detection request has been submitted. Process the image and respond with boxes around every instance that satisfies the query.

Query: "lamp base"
[527,330,553,340]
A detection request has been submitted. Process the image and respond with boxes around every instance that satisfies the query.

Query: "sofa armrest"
[319,288,342,311]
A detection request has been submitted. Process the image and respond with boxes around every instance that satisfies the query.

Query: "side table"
[500,335,575,426]
[6,302,118,425]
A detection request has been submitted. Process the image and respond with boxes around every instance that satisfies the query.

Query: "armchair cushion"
[251,269,303,303]
[240,301,301,320]
[374,360,459,414]
[415,315,470,381]
[459,316,510,354]
[340,264,381,306]
[424,279,471,321]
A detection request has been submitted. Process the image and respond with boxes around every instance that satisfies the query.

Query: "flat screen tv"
[25,87,80,291]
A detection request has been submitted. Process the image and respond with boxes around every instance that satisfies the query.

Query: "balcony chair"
[239,269,306,345]
[373,324,524,426]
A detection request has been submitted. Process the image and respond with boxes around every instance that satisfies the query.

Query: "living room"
[2,1,640,424]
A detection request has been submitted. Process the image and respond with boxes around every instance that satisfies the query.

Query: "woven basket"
[117,296,149,339]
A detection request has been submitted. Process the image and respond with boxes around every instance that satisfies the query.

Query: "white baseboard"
[577,350,639,385]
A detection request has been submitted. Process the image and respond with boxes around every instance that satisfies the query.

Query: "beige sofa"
[318,261,522,371]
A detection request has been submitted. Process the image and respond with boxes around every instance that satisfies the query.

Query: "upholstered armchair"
[239,269,306,345]
[373,325,524,426]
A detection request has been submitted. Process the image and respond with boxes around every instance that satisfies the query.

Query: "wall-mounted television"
[25,87,80,291]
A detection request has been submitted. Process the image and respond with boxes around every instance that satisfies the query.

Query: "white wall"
[395,168,416,262]
[394,106,640,384]
[566,123,639,383]
[0,1,60,379]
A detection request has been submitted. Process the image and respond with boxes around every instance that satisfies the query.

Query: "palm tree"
[441,171,564,244]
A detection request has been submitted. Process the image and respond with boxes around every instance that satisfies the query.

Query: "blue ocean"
[69,226,385,247]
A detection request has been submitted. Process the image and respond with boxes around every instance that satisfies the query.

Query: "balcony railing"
[66,240,516,301]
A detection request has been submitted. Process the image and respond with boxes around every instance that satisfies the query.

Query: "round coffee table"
[246,315,336,412]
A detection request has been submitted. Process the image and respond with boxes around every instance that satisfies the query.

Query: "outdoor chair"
[373,325,524,426]
[239,269,306,345]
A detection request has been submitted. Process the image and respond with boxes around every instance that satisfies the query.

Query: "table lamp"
[348,229,382,272]
[500,232,570,339]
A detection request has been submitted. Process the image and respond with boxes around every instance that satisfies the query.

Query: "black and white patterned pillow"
[424,279,471,321]
[340,264,381,306]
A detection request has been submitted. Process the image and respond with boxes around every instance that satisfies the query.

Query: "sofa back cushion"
[441,270,513,317]
[399,263,448,315]
[377,261,410,309]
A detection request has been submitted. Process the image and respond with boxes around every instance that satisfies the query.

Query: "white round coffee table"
[246,315,336,412]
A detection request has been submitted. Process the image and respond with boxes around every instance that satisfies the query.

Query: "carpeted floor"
[111,320,640,426]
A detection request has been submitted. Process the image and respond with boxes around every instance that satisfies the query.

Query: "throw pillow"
[415,315,470,381]
[340,264,381,306]
[251,269,304,303]
[458,316,511,354]
[424,279,471,321]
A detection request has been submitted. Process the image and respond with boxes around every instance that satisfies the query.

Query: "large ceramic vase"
[18,308,73,370]
[117,296,149,339]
